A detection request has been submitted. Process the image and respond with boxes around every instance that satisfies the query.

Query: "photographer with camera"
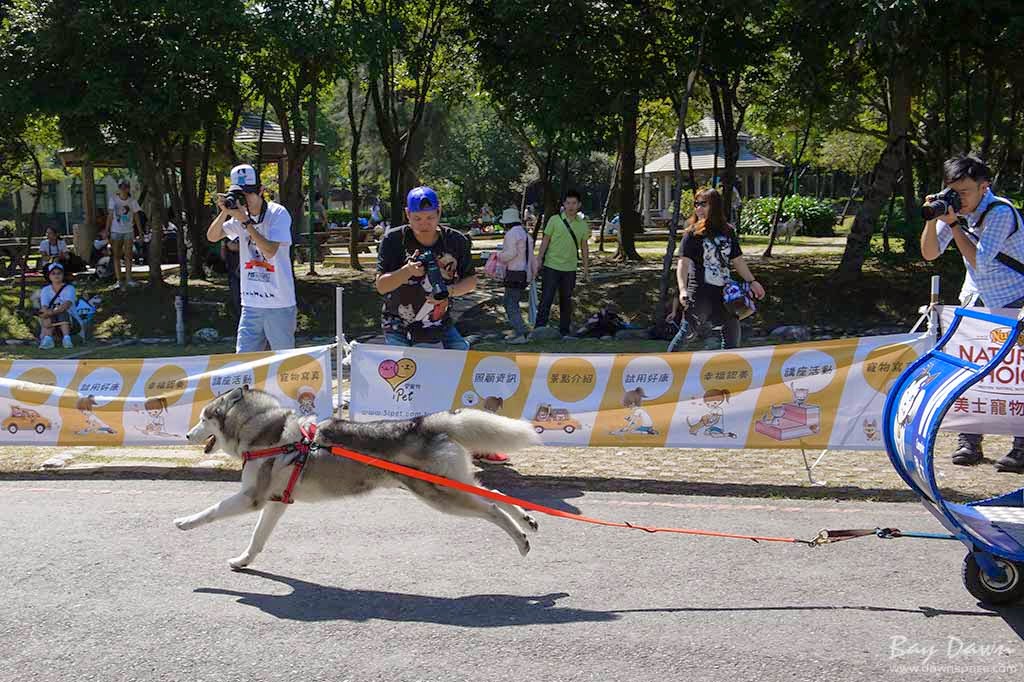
[376,186,476,351]
[206,164,296,353]
[921,154,1024,473]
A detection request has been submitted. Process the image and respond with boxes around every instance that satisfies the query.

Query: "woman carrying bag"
[496,207,532,344]
[669,188,765,351]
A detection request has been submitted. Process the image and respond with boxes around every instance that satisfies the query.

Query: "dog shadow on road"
[195,569,619,626]
[196,569,1021,628]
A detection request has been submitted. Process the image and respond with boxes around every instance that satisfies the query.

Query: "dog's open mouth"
[203,434,217,454]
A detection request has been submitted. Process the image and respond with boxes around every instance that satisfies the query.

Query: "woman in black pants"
[669,188,765,350]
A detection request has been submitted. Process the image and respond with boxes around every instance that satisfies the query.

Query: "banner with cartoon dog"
[348,333,932,451]
[0,345,334,447]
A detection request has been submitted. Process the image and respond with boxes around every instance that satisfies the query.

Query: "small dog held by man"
[175,386,541,570]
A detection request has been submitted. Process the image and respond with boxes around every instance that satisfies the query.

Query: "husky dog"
[776,216,803,243]
[176,386,541,570]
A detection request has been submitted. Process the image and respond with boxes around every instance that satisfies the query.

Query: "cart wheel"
[534,425,544,434]
[962,552,1024,605]
[563,425,575,434]
[34,423,46,434]
[7,424,16,435]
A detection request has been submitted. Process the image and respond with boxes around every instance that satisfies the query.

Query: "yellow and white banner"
[0,345,334,446]
[349,334,931,451]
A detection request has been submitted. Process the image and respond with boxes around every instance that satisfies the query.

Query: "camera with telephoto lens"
[921,188,962,221]
[415,248,449,301]
[220,189,247,211]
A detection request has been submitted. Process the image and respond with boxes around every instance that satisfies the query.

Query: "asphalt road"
[2,480,1022,682]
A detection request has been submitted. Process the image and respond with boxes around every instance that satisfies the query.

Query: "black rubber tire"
[534,425,544,434]
[563,425,575,434]
[7,424,16,434]
[34,423,45,434]
[962,552,1024,605]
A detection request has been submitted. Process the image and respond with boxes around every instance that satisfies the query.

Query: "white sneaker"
[113,281,123,290]
[39,336,54,349]
[62,335,73,349]
[508,335,529,345]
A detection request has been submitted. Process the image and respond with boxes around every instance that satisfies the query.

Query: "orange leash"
[327,445,814,546]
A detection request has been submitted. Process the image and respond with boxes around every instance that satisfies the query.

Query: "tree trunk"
[762,108,814,257]
[138,148,167,288]
[882,189,896,255]
[980,62,997,160]
[657,19,707,332]
[599,152,620,253]
[838,65,913,277]
[901,138,915,224]
[191,125,214,278]
[615,89,642,261]
[347,77,370,270]
[18,142,43,310]
[78,161,97,262]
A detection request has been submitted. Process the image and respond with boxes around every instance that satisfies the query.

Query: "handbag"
[484,252,505,279]
[722,280,757,320]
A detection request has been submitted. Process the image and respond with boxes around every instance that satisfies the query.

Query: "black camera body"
[415,248,449,301]
[921,188,962,221]
[221,189,247,211]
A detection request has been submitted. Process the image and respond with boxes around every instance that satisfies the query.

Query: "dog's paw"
[227,554,252,571]
[518,535,531,557]
[174,517,195,531]
[524,514,539,532]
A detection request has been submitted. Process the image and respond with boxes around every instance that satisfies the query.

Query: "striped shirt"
[936,189,1024,307]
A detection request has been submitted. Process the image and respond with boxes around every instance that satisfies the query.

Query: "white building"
[636,117,784,226]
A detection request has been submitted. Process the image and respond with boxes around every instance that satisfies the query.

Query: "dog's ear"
[226,387,245,405]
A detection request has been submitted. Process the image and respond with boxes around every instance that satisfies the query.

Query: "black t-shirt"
[377,225,475,342]
[679,226,742,289]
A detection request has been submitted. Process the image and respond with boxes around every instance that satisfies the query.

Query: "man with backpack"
[533,190,590,340]
[921,154,1024,473]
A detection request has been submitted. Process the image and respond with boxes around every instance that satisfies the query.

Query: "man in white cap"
[206,164,296,352]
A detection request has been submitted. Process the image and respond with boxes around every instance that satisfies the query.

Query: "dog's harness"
[241,422,318,504]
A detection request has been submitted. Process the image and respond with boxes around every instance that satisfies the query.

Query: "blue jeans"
[237,305,297,353]
[504,286,529,336]
[384,325,469,350]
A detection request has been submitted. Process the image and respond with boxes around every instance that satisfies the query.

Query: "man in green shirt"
[534,190,590,338]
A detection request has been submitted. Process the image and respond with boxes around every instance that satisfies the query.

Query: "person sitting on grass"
[37,262,76,349]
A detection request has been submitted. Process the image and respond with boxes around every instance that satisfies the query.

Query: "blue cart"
[884,307,1024,604]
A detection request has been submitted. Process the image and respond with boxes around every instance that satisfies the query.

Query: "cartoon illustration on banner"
[668,351,765,447]
[521,356,613,444]
[272,353,330,419]
[593,355,686,446]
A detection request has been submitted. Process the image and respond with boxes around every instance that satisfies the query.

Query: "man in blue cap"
[376,186,477,350]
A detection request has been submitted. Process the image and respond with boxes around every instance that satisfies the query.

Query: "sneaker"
[39,336,54,349]
[473,452,511,466]
[508,335,529,345]
[952,433,983,466]
[126,278,139,287]
[995,438,1024,473]
[113,281,123,290]
[62,335,73,349]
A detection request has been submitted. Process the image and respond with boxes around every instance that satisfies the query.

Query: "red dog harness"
[241,422,318,504]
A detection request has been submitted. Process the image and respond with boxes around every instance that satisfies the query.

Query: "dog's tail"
[423,409,541,453]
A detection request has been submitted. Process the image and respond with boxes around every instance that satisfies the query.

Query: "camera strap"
[246,198,268,226]
[958,199,1024,276]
